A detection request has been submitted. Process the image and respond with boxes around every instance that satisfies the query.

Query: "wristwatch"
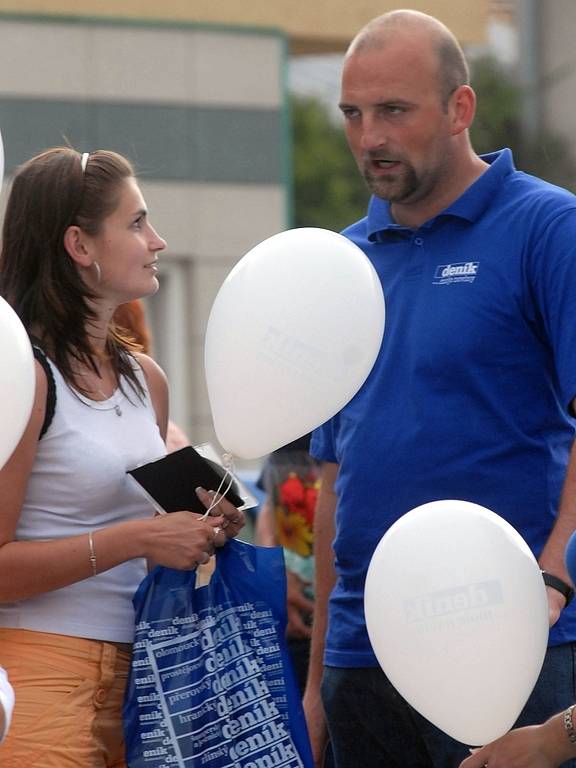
[541,571,575,606]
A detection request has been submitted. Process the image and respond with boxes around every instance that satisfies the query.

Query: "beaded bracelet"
[564,704,576,743]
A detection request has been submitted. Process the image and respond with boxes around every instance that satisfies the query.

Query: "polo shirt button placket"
[414,237,424,246]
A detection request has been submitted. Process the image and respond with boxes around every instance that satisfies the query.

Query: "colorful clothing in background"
[259,435,319,602]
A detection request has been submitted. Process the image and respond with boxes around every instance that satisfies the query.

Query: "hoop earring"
[92,261,101,284]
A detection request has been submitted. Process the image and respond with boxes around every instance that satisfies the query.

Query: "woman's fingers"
[195,487,245,539]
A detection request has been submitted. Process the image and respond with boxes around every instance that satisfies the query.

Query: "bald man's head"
[346,10,470,111]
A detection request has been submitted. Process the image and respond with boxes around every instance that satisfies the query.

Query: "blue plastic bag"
[124,539,313,767]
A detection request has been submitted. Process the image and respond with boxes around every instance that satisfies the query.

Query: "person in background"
[303,9,576,768]
[256,435,334,768]
[256,434,319,693]
[0,147,244,766]
[113,299,190,453]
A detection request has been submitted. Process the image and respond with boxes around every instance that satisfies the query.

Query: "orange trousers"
[0,628,131,767]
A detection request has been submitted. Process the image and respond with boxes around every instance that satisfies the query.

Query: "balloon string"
[200,453,235,520]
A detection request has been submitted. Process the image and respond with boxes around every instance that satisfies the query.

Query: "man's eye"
[341,108,360,120]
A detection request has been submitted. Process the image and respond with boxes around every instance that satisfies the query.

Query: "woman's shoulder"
[132,352,168,391]
[131,352,169,440]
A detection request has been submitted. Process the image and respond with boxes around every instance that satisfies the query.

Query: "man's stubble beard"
[362,162,420,203]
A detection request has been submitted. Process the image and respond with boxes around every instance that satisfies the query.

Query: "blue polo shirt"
[311,149,576,667]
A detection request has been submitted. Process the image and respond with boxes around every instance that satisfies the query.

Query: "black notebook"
[127,446,245,514]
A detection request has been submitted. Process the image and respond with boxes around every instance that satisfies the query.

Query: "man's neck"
[390,154,489,229]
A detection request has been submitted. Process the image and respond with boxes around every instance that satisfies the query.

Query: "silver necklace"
[74,387,123,417]
[73,372,123,417]
[93,388,123,418]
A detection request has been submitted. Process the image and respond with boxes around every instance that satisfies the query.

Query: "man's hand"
[546,585,567,627]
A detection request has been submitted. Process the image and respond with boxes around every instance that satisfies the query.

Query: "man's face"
[340,40,457,218]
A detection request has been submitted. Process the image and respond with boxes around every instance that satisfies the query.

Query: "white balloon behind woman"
[0,129,4,195]
[364,500,548,746]
[0,298,35,470]
[204,227,385,459]
[0,135,33,469]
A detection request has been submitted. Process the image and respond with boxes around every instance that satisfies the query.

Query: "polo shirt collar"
[366,148,516,241]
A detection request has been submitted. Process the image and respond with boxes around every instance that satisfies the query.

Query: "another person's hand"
[459,715,574,768]
[145,510,222,570]
[286,570,314,639]
[195,487,245,545]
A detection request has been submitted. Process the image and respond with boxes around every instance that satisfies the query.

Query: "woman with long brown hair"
[0,147,243,766]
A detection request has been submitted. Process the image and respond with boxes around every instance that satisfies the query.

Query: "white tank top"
[0,356,167,642]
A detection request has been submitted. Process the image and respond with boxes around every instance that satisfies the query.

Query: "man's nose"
[359,117,386,153]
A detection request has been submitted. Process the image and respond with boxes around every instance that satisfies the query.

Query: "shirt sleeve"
[310,414,340,463]
[526,204,576,412]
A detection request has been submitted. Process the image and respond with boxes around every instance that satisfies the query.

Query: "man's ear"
[63,225,92,267]
[449,84,476,136]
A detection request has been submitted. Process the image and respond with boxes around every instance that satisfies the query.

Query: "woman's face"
[88,177,166,303]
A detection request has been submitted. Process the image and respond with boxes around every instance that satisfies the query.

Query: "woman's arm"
[459,710,576,768]
[0,362,224,602]
[134,352,245,544]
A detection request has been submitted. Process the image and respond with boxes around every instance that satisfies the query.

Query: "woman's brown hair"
[113,299,152,355]
[0,146,144,396]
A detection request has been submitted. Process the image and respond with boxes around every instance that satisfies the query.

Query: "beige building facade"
[0,1,487,51]
[0,2,487,452]
[537,1,576,164]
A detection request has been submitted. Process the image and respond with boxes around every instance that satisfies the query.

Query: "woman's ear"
[63,225,91,267]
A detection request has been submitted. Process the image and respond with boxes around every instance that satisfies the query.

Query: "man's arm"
[303,461,338,767]
[538,425,576,625]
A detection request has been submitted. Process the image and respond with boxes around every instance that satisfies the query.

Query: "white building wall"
[539,1,576,163]
[0,17,289,451]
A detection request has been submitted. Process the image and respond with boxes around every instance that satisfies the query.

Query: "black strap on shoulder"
[32,346,56,440]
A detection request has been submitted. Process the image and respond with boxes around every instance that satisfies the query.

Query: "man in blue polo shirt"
[303,9,576,768]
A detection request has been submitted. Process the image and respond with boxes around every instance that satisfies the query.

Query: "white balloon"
[364,500,548,746]
[204,227,385,459]
[0,129,4,197]
[0,298,35,470]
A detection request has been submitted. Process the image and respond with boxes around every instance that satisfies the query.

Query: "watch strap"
[542,571,575,606]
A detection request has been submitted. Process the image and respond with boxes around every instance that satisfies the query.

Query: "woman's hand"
[143,511,223,570]
[195,487,245,546]
[458,715,574,768]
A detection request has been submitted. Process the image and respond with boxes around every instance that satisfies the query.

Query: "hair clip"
[80,152,89,173]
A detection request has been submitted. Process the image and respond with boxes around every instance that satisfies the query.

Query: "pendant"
[114,404,122,417]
